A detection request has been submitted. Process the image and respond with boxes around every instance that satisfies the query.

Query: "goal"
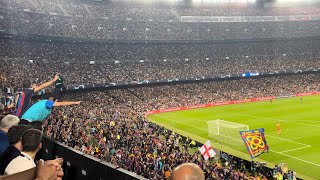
[207,120,249,146]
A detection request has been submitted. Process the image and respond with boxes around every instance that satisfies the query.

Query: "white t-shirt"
[4,152,36,175]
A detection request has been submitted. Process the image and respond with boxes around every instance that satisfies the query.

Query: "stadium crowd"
[1,0,320,18]
[1,9,319,40]
[1,38,320,88]
[1,70,315,179]
[177,6,320,16]
[1,0,320,41]
[0,116,65,179]
[0,0,318,179]
[39,73,318,179]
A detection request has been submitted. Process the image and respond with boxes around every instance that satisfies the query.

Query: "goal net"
[208,120,249,146]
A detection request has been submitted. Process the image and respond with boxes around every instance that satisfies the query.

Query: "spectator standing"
[15,74,60,118]
[20,92,81,129]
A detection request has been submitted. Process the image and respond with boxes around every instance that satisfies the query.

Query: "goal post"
[208,120,249,146]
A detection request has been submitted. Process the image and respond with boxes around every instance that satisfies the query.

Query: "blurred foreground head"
[1,115,20,132]
[171,163,205,180]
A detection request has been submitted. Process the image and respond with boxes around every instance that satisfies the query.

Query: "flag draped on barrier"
[239,128,269,159]
[199,140,216,160]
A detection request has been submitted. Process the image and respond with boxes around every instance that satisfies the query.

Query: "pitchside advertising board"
[241,72,259,77]
[145,96,275,116]
[145,91,320,116]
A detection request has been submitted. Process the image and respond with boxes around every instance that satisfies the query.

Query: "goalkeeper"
[277,122,281,135]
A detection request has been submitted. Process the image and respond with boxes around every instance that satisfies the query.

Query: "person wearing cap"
[0,115,20,154]
[15,74,60,119]
[20,92,81,128]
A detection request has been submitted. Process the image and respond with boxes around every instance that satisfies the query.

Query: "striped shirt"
[15,88,35,118]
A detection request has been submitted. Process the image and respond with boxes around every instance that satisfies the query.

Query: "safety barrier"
[41,137,147,180]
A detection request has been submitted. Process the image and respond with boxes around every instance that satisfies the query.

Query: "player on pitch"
[277,122,281,135]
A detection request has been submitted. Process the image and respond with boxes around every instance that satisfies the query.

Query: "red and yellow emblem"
[240,128,269,158]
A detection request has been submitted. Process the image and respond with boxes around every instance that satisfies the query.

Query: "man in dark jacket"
[0,124,33,175]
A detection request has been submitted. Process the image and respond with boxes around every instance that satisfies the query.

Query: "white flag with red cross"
[199,140,216,160]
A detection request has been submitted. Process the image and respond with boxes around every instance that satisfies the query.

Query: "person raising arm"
[15,74,60,118]
[20,92,81,129]
[33,74,60,93]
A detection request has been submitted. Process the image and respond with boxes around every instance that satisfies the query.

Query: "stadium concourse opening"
[1,0,320,179]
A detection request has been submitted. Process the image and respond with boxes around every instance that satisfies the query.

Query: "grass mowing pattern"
[147,95,320,179]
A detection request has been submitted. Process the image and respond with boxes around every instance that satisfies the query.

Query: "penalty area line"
[266,135,310,147]
[152,114,208,131]
[154,115,309,148]
[278,146,311,153]
[230,112,320,128]
[152,114,320,167]
[270,150,320,167]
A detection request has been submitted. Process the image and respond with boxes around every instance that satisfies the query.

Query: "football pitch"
[147,95,320,179]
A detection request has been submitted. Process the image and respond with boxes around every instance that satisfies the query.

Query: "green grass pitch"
[147,95,320,179]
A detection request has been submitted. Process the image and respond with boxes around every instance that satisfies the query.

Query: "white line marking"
[266,135,310,146]
[153,114,207,131]
[279,146,311,153]
[156,114,311,148]
[230,112,320,128]
[287,119,320,123]
[266,135,312,154]
[151,114,320,167]
[270,150,320,167]
[154,114,309,147]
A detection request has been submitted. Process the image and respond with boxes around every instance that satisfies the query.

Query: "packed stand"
[2,0,320,19]
[1,0,320,41]
[0,115,65,179]
[40,73,319,179]
[0,1,318,179]
[1,38,320,89]
[177,6,320,16]
[0,73,81,179]
[1,9,319,41]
